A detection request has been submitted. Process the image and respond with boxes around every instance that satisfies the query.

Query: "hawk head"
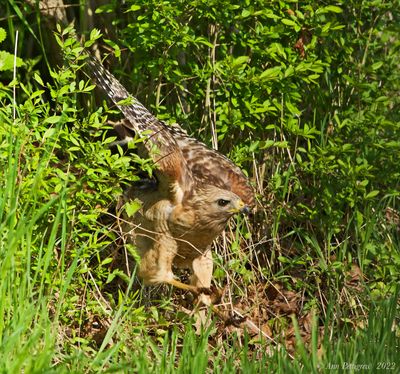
[186,186,250,235]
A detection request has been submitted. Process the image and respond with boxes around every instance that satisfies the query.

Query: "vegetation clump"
[0,1,399,372]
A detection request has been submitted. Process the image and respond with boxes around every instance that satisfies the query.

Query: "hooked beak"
[229,200,251,215]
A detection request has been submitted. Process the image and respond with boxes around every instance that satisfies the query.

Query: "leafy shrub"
[0,0,399,370]
[91,0,400,292]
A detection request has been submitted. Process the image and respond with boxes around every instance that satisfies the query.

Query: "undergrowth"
[0,0,399,372]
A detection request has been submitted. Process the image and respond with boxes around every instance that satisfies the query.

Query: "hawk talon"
[166,279,213,298]
[196,287,212,295]
[224,313,247,328]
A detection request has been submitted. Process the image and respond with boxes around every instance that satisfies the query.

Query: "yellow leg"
[166,278,202,293]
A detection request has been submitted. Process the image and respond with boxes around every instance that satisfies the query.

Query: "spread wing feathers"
[88,57,254,207]
[161,124,255,207]
[87,57,192,195]
[179,141,255,207]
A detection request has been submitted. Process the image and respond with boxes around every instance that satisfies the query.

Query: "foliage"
[0,0,399,371]
[99,0,400,295]
[0,27,23,71]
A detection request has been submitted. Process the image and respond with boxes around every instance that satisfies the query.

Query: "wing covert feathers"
[88,56,254,207]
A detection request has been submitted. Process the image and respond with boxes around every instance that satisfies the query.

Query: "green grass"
[0,114,399,372]
[1,0,400,372]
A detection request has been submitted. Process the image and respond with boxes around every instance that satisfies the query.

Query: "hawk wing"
[169,126,254,207]
[88,57,192,201]
[88,57,254,208]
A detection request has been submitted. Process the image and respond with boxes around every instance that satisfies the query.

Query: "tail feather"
[88,57,176,150]
[87,57,162,136]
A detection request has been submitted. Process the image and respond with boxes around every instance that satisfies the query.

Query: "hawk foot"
[196,287,212,295]
[166,279,214,298]
[224,313,247,328]
[166,279,211,296]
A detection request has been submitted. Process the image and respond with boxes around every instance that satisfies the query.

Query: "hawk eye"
[217,199,230,207]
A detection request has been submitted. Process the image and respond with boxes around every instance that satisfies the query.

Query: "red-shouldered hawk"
[88,57,254,304]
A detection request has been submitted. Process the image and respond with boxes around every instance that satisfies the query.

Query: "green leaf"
[316,6,343,14]
[95,4,114,14]
[232,56,249,68]
[33,73,44,86]
[104,39,121,58]
[128,5,141,12]
[261,140,275,149]
[0,27,6,44]
[372,61,383,70]
[44,116,62,124]
[101,258,113,265]
[286,101,300,115]
[284,65,295,78]
[125,199,142,217]
[85,28,102,47]
[365,190,379,199]
[259,66,281,81]
[0,51,23,71]
[241,9,251,18]
[324,5,343,13]
[281,18,297,27]
[30,89,45,99]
